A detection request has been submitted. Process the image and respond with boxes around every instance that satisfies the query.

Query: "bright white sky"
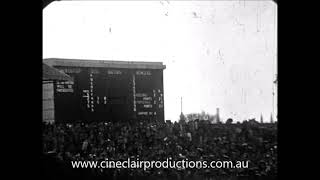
[43,1,277,122]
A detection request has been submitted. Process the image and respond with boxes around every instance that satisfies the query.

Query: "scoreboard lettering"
[56,81,74,93]
[108,70,122,75]
[135,88,163,117]
[59,68,81,74]
[90,68,99,74]
[136,70,151,76]
[136,93,148,97]
[144,104,152,108]
[136,100,152,104]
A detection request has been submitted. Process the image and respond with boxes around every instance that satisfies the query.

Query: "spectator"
[42,119,277,179]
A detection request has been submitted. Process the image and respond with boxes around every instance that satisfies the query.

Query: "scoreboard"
[44,59,165,123]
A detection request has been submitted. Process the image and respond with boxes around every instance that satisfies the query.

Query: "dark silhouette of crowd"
[42,119,277,180]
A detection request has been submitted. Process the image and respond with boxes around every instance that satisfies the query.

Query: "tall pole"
[272,60,276,123]
[273,4,278,122]
[181,97,183,115]
[272,56,278,122]
[272,82,274,122]
[272,33,276,122]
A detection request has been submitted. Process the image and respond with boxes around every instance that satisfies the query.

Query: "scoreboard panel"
[46,59,165,123]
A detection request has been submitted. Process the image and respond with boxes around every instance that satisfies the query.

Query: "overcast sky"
[43,1,277,122]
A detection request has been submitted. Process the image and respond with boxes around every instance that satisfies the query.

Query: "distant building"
[43,63,73,124]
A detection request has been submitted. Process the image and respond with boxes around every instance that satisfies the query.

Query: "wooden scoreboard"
[44,58,166,123]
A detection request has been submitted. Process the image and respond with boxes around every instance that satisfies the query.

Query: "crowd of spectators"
[42,119,277,179]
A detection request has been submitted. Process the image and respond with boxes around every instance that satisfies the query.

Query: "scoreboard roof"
[43,62,73,81]
[43,58,166,70]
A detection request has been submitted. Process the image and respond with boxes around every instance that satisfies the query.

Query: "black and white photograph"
[42,0,278,179]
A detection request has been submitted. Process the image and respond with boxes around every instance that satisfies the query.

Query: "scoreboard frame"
[43,58,166,123]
